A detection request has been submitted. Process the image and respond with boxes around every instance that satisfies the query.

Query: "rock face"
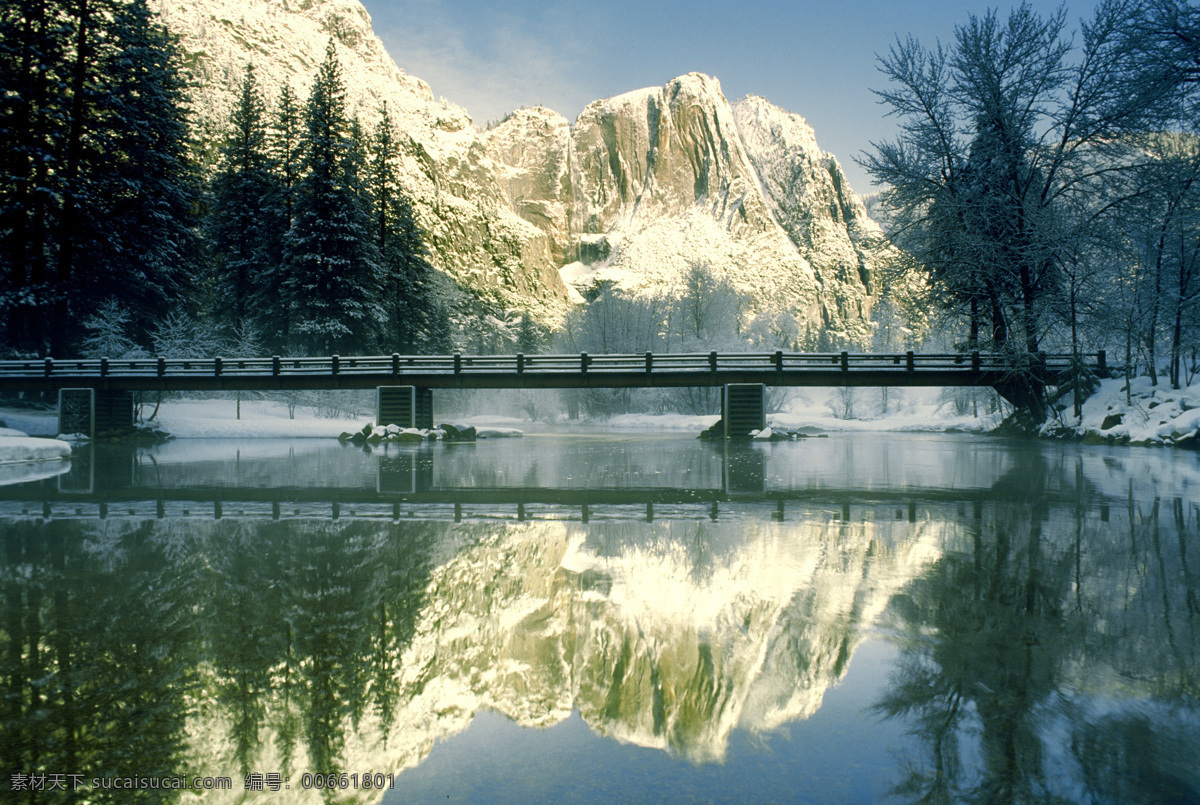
[155,0,891,340]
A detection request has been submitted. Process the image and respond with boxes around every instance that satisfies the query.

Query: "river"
[1,432,1197,803]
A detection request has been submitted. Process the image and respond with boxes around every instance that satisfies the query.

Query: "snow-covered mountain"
[155,0,891,340]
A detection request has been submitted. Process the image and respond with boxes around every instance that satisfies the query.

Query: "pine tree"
[282,42,383,355]
[86,0,199,343]
[0,0,198,356]
[369,106,437,353]
[0,0,71,354]
[208,65,275,333]
[255,84,304,352]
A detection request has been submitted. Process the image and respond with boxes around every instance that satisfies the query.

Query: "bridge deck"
[0,351,1103,392]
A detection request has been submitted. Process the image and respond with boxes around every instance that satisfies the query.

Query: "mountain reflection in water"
[0,433,1197,804]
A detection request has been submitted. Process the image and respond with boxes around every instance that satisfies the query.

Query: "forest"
[0,0,1198,400]
[0,0,449,362]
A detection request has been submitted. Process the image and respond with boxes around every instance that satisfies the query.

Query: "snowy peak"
[482,107,575,268]
[572,73,769,229]
[733,95,883,306]
[562,75,885,338]
[154,0,451,137]
[733,94,880,247]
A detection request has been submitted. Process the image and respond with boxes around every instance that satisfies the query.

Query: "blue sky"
[360,0,1100,194]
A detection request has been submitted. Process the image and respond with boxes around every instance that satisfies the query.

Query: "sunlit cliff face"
[390,515,944,765]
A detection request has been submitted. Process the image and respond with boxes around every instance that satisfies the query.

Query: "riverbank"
[1044,375,1200,447]
[0,424,72,486]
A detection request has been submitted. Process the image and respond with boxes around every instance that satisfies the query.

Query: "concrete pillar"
[58,389,134,437]
[415,387,433,430]
[59,388,94,438]
[377,386,433,429]
[722,383,765,439]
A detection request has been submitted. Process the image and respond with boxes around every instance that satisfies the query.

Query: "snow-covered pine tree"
[268,85,303,239]
[282,41,383,356]
[82,298,149,359]
[256,84,304,351]
[88,0,199,345]
[369,106,439,353]
[208,65,276,334]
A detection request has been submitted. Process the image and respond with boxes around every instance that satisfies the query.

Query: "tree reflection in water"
[876,455,1200,804]
[1,517,437,803]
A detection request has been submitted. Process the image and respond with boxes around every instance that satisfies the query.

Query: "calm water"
[1,432,1197,803]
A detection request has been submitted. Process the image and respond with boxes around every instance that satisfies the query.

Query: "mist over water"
[1,433,1197,803]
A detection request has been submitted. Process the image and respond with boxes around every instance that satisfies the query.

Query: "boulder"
[439,423,477,443]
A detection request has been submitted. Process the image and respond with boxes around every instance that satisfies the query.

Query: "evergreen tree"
[257,84,304,351]
[282,42,383,355]
[268,85,303,238]
[208,64,275,333]
[0,0,198,356]
[0,0,71,354]
[369,106,438,353]
[85,0,199,343]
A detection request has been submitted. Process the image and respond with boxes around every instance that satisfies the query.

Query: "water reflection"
[0,435,1196,803]
[878,489,1200,803]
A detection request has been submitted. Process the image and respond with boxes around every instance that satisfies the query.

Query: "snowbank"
[0,425,72,486]
[1046,376,1200,447]
[584,389,1000,435]
[0,435,71,462]
[151,399,358,438]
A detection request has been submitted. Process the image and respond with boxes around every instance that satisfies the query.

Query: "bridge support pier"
[377,386,433,429]
[58,388,134,438]
[722,384,765,439]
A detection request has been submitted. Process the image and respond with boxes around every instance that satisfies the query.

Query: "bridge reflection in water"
[0,436,1101,525]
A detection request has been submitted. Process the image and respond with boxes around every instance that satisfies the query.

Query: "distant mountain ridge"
[154,0,891,341]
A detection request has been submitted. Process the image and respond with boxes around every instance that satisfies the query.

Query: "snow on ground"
[0,420,72,486]
[148,399,533,439]
[152,398,361,438]
[1047,375,1200,446]
[586,388,1002,434]
[769,389,1003,434]
[0,436,71,464]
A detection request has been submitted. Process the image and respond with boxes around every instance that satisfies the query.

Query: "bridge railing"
[0,350,1099,380]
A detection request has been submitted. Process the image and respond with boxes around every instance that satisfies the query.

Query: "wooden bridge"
[0,350,1107,436]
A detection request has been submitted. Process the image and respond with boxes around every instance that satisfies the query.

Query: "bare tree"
[861,1,1185,361]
